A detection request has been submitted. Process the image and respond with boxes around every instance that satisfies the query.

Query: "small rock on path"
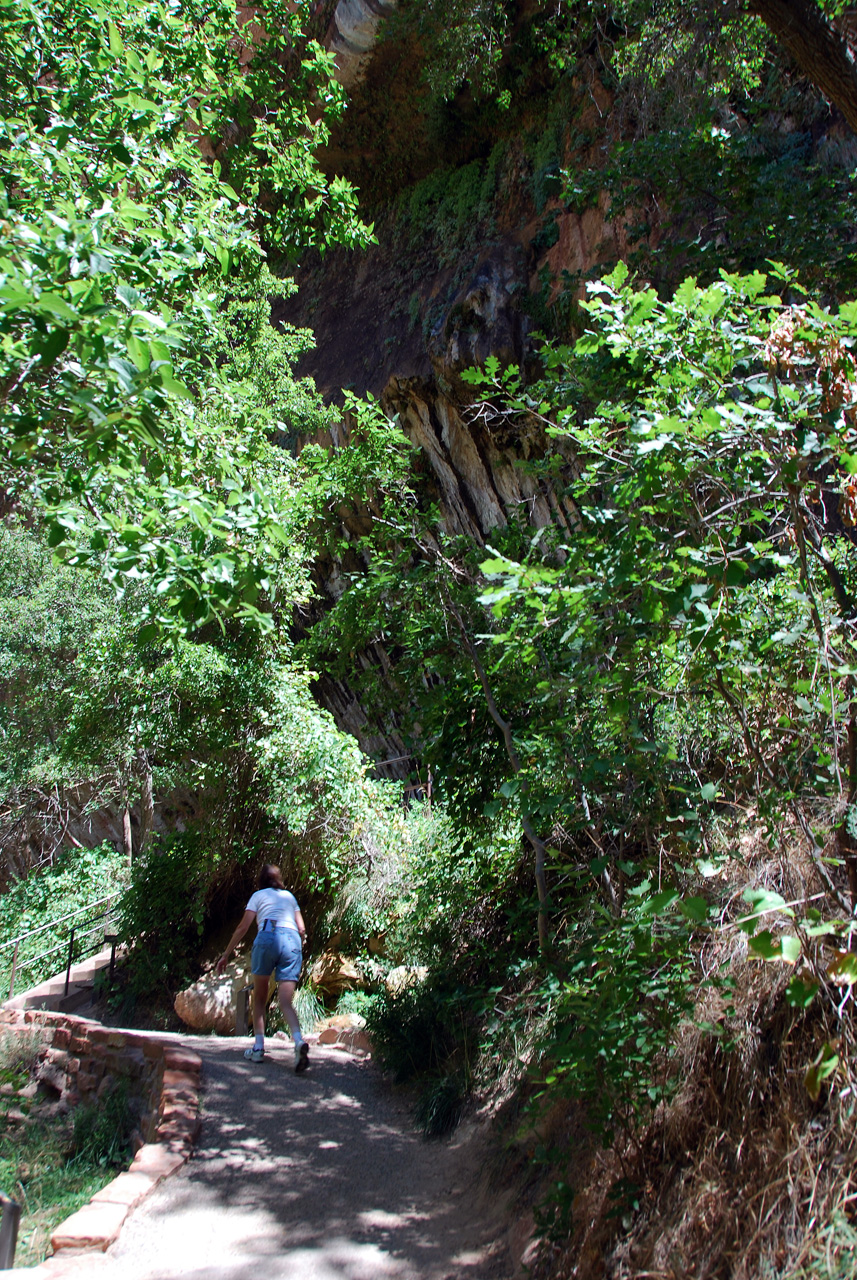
[84,1036,515,1280]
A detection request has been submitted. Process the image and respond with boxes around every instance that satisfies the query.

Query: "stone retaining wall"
[0,1008,202,1275]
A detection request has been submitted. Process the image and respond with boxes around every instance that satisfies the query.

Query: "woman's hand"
[215,953,229,975]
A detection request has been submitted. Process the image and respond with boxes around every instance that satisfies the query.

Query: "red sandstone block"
[39,1256,114,1279]
[106,1032,126,1048]
[77,1071,99,1094]
[157,1114,201,1144]
[163,1047,202,1074]
[69,1036,89,1054]
[160,1088,196,1112]
[91,1171,157,1209]
[52,1027,71,1049]
[129,1142,186,1181]
[113,1031,145,1052]
[159,1098,198,1121]
[50,1201,128,1252]
[162,1068,199,1093]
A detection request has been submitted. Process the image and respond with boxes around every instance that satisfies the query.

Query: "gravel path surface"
[94,1036,514,1280]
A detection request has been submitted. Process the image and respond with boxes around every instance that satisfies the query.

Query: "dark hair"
[258,864,285,891]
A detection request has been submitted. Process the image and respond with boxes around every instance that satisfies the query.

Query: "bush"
[116,830,216,1007]
[414,1071,469,1139]
[334,990,378,1018]
[266,981,326,1036]
[70,1080,136,1169]
[366,978,474,1082]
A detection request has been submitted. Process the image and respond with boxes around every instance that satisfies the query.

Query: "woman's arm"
[294,910,307,943]
[215,910,255,974]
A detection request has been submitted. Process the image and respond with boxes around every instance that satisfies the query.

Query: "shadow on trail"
[108,1038,505,1280]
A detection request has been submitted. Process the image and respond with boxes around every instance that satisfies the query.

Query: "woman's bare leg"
[277,979,302,1041]
[252,974,270,1039]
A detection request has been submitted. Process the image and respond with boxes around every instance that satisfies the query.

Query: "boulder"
[315,1013,371,1055]
[309,951,362,996]
[385,965,428,995]
[173,961,251,1035]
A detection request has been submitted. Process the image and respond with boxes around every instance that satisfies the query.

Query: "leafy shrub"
[71,1080,136,1168]
[266,982,326,1035]
[334,990,378,1018]
[414,1071,469,1138]
[116,831,216,1006]
[366,978,474,1082]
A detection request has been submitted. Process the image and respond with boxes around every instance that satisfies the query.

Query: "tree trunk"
[120,779,133,864]
[135,751,154,859]
[751,0,857,134]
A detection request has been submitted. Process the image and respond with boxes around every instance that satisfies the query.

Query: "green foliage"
[0,1058,124,1266]
[116,830,216,1002]
[395,148,503,269]
[0,0,370,635]
[334,989,378,1018]
[465,265,857,867]
[71,1080,136,1168]
[565,121,857,295]
[413,1070,469,1138]
[538,911,695,1151]
[0,845,128,994]
[366,979,473,1082]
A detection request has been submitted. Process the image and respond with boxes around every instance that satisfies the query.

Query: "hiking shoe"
[244,1046,264,1063]
[295,1042,309,1074]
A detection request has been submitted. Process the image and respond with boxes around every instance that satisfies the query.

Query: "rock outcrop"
[309,950,363,995]
[328,0,397,88]
[173,960,251,1034]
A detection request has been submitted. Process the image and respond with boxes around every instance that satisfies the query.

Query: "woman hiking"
[216,864,310,1073]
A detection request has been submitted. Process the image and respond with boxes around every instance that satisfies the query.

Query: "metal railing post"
[64,927,76,997]
[0,1193,20,1270]
[7,941,18,1000]
[236,983,253,1036]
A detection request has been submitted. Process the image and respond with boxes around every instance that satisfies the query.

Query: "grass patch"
[0,1039,137,1267]
[266,980,326,1037]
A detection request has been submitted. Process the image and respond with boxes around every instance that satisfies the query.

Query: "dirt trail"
[68,1035,517,1280]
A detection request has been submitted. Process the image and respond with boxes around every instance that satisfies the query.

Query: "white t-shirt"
[246,887,300,932]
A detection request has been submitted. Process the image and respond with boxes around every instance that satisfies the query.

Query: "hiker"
[215,864,310,1073]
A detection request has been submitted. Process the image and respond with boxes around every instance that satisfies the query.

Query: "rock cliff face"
[328,0,397,88]
[281,236,591,771]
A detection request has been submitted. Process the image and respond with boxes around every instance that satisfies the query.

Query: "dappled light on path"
[100,1037,509,1280]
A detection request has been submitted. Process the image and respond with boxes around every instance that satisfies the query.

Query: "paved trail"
[80,1036,515,1280]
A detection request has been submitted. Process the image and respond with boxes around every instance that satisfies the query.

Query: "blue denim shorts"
[251,927,302,982]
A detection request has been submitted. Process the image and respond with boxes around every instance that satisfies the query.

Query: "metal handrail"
[0,893,117,953]
[2,893,120,1000]
[0,1193,20,1269]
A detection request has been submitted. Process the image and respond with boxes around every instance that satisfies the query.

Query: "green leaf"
[828,950,857,985]
[640,889,679,915]
[35,293,76,321]
[805,1042,839,1101]
[677,895,709,923]
[785,976,819,1009]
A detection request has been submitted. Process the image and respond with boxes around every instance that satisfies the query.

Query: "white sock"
[293,1032,304,1046]
[254,1033,264,1051]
